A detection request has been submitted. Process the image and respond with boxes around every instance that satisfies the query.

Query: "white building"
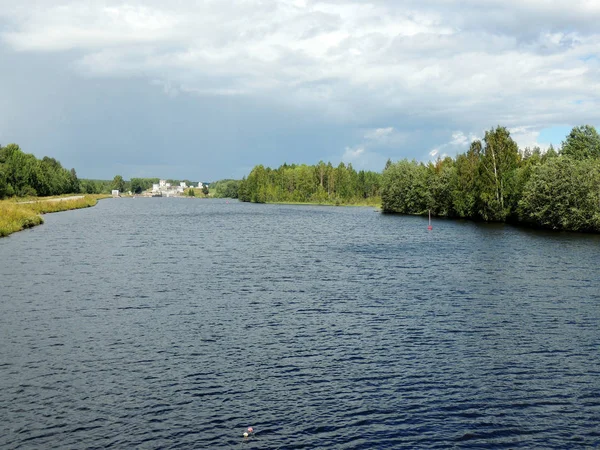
[198,182,203,188]
[152,184,160,192]
[112,190,119,197]
[159,179,167,187]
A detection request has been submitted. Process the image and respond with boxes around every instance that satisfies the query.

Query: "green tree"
[518,157,600,231]
[69,168,80,193]
[478,126,520,221]
[81,180,99,194]
[188,187,196,197]
[561,125,600,160]
[452,140,481,218]
[130,178,144,194]
[428,157,456,217]
[0,163,10,198]
[316,161,327,188]
[112,175,126,193]
[381,160,430,214]
[202,185,209,196]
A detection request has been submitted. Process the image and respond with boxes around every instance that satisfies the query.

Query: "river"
[1,198,599,448]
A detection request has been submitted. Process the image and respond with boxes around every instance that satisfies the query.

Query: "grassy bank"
[0,195,107,238]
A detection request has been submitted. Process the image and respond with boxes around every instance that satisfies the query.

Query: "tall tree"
[560,125,600,160]
[478,126,520,221]
[112,175,126,193]
[453,140,481,218]
[69,168,80,193]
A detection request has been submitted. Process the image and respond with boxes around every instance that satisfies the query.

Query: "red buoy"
[427,210,432,230]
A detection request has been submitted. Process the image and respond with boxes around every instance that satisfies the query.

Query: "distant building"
[112,190,119,197]
[180,182,187,189]
[198,182,203,188]
[159,179,167,187]
[152,184,160,192]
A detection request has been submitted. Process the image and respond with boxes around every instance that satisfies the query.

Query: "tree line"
[0,144,80,198]
[237,162,382,204]
[0,143,204,198]
[382,125,600,232]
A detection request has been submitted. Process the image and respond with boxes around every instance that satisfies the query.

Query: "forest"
[381,125,600,232]
[238,162,382,205]
[237,125,600,232]
[0,144,80,198]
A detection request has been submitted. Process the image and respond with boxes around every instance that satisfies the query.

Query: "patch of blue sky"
[537,125,572,146]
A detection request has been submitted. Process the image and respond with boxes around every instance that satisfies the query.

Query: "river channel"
[1,198,599,448]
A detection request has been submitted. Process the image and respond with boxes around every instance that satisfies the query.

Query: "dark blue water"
[1,198,599,448]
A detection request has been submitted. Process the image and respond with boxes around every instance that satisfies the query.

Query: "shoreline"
[0,195,108,238]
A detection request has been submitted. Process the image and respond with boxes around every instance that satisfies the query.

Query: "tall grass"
[0,203,43,237]
[0,195,106,237]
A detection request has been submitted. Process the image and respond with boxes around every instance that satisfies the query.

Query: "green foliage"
[112,175,126,193]
[80,179,106,194]
[130,178,145,194]
[381,125,600,232]
[202,185,209,196]
[452,141,480,217]
[477,126,520,221]
[239,161,382,205]
[560,125,600,160]
[382,160,430,213]
[0,162,10,198]
[0,143,80,199]
[211,179,240,198]
[187,187,196,197]
[518,157,600,231]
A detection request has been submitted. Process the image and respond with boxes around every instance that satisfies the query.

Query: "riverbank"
[0,195,108,238]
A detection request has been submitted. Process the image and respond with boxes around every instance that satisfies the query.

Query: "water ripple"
[1,199,599,448]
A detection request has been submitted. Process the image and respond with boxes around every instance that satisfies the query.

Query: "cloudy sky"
[1,0,599,180]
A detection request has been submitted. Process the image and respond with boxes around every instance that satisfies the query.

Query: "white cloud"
[364,127,393,141]
[509,126,551,152]
[428,130,479,160]
[1,0,600,159]
[343,146,365,160]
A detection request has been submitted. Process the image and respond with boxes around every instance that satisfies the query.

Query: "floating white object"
[243,432,248,438]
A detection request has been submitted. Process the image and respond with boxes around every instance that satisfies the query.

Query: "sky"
[1,0,599,181]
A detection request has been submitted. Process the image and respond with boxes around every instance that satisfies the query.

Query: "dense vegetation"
[211,179,241,198]
[0,144,80,198]
[382,125,600,232]
[238,162,382,205]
